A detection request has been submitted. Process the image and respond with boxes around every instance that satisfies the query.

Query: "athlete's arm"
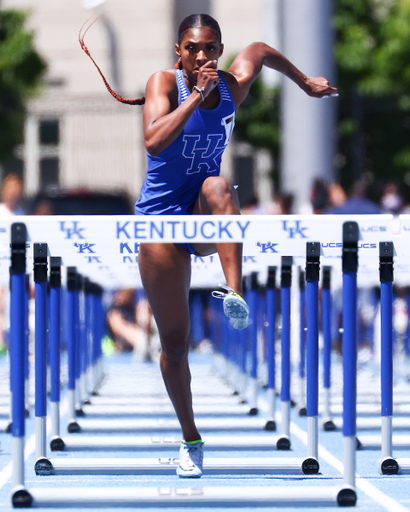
[225,42,337,108]
[143,70,203,156]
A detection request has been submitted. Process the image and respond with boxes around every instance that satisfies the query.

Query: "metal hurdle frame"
[265,265,277,431]
[321,266,336,431]
[298,267,307,416]
[8,217,358,507]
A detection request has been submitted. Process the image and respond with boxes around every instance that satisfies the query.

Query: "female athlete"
[80,13,337,478]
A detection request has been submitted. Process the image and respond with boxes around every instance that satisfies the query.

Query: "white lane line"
[259,397,409,512]
[0,399,68,491]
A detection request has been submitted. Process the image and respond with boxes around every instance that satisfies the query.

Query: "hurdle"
[279,256,293,449]
[7,216,365,507]
[298,267,307,416]
[321,266,336,431]
[265,265,277,430]
[24,236,316,473]
[356,242,410,474]
[37,262,319,476]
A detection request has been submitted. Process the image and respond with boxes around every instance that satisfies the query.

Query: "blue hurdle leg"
[67,268,79,432]
[306,242,320,461]
[34,244,48,461]
[298,268,307,416]
[342,222,358,490]
[49,257,62,450]
[249,272,258,415]
[10,223,27,490]
[321,266,336,431]
[279,257,292,450]
[379,242,398,475]
[265,266,277,431]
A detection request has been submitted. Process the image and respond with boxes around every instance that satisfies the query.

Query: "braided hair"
[79,14,222,104]
[79,17,145,105]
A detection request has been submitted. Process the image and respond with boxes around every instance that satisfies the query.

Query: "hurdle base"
[6,421,12,433]
[25,484,354,507]
[25,408,30,418]
[301,457,319,475]
[337,486,357,507]
[75,407,85,417]
[248,407,258,416]
[83,399,92,405]
[91,390,99,397]
[298,406,307,417]
[50,436,65,452]
[11,486,33,508]
[67,421,81,433]
[276,436,291,450]
[323,420,336,431]
[264,420,276,431]
[34,457,54,476]
[356,437,362,450]
[379,457,399,475]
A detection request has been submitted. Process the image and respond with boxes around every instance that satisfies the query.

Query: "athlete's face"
[175,27,224,79]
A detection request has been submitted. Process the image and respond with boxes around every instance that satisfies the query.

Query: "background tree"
[232,78,281,186]
[230,1,410,200]
[335,0,410,196]
[0,9,46,167]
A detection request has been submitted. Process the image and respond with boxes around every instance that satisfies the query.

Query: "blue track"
[1,351,410,511]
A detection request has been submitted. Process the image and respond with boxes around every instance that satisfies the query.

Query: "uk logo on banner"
[282,220,308,239]
[60,221,86,240]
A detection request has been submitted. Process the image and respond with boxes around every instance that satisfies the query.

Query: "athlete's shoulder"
[146,69,177,94]
[219,70,239,90]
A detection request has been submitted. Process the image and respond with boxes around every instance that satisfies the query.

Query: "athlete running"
[80,13,337,478]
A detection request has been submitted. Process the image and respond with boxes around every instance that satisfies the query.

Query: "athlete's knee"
[161,342,189,366]
[201,177,239,212]
[160,327,190,366]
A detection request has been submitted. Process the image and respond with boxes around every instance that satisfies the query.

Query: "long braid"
[79,17,145,106]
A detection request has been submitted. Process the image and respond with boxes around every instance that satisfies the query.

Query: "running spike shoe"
[176,440,204,478]
[212,284,249,330]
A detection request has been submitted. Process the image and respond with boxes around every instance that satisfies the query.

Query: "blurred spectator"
[32,200,54,215]
[241,195,268,215]
[106,289,158,361]
[0,174,25,353]
[328,183,347,209]
[270,192,294,214]
[327,178,383,214]
[0,174,25,216]
[380,181,404,214]
[311,178,330,214]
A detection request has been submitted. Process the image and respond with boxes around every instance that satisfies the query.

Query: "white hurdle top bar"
[0,214,403,288]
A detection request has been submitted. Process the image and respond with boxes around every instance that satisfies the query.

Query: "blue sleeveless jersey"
[135,69,235,215]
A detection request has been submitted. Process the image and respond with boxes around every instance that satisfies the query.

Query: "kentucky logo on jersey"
[182,113,235,175]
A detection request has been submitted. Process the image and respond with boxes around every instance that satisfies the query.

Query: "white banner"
[0,214,398,288]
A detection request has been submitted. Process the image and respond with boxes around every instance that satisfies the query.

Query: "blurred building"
[2,0,277,208]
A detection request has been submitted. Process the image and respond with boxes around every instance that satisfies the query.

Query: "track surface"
[1,351,410,511]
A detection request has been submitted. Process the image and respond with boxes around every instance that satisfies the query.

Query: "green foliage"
[233,78,281,156]
[335,0,410,188]
[0,10,46,163]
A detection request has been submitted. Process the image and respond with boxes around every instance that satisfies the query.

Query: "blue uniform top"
[135,69,236,216]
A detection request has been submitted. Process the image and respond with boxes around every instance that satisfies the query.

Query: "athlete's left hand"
[302,77,338,98]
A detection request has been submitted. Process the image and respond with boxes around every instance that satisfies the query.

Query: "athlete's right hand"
[196,60,219,98]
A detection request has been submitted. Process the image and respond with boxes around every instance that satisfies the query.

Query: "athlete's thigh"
[138,243,191,345]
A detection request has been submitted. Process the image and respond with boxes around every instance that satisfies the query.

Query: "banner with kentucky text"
[0,213,402,288]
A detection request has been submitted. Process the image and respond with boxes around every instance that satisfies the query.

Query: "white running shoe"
[177,440,204,478]
[212,284,249,330]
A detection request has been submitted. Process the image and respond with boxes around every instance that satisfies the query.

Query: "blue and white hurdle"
[5,214,370,508]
